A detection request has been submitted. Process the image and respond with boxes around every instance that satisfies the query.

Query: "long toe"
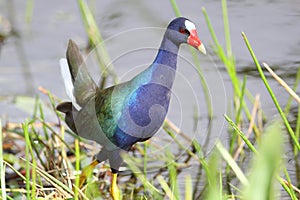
[110,173,121,200]
[110,184,120,200]
[79,160,99,188]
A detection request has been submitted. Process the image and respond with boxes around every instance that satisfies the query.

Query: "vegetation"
[0,0,299,199]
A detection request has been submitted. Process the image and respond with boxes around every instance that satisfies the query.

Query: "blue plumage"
[57,17,206,199]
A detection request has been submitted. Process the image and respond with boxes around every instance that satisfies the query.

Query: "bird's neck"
[153,36,179,69]
[146,36,179,90]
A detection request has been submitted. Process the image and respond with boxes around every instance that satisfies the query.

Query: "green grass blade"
[39,101,49,141]
[284,67,300,114]
[23,120,32,200]
[39,119,75,153]
[202,7,263,137]
[192,140,224,199]
[235,75,247,125]
[169,1,213,119]
[166,150,180,199]
[242,32,300,151]
[23,158,74,196]
[225,114,297,198]
[77,0,104,45]
[74,138,80,200]
[169,0,181,17]
[123,153,163,198]
[30,125,48,170]
[165,129,198,161]
[224,114,257,154]
[203,150,223,200]
[157,175,175,200]
[185,174,192,200]
[243,121,283,200]
[294,106,300,155]
[4,160,29,184]
[32,95,39,118]
[23,121,38,199]
[221,0,233,58]
[229,75,247,155]
[282,167,298,199]
[0,120,7,200]
[77,0,118,84]
[29,125,37,199]
[59,126,73,189]
[143,141,148,178]
[201,7,221,51]
[25,0,34,24]
[216,141,248,186]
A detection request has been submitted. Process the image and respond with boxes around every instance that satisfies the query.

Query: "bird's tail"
[59,58,81,110]
[56,102,78,133]
[61,39,98,108]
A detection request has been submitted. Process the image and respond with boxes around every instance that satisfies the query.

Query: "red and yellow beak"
[187,29,206,55]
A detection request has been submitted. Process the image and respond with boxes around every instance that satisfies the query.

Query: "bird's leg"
[79,159,99,188]
[110,172,121,200]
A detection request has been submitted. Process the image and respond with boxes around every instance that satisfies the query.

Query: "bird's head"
[166,17,206,55]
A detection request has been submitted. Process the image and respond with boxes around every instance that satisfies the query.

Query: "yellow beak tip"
[198,43,206,55]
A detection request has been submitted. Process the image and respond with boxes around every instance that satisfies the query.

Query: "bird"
[56,17,206,200]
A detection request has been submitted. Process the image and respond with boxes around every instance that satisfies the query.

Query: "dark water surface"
[0,0,299,198]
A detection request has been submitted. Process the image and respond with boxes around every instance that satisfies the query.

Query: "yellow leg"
[79,160,99,188]
[110,173,120,200]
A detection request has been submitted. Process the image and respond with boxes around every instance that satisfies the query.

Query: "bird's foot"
[110,173,121,200]
[78,160,99,188]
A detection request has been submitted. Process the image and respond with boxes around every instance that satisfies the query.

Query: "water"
[0,0,299,198]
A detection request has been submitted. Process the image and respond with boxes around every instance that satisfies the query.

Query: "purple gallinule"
[57,17,206,199]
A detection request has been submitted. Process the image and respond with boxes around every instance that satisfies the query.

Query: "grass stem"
[242,32,300,151]
[0,120,7,200]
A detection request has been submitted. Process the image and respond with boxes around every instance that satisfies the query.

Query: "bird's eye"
[179,27,190,35]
